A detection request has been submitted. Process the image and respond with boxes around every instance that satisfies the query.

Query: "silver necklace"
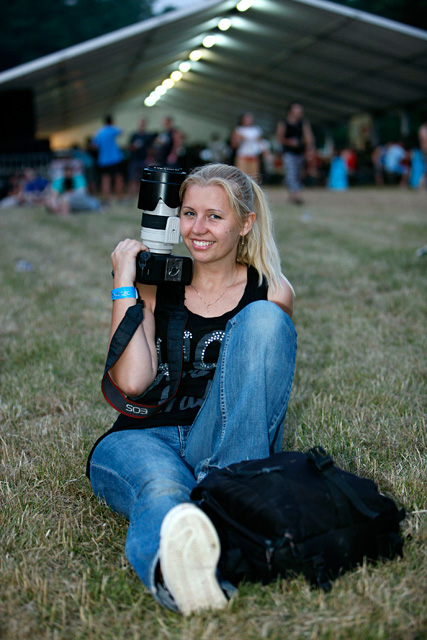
[190,271,238,311]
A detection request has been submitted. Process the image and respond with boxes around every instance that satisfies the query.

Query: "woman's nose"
[192,215,207,234]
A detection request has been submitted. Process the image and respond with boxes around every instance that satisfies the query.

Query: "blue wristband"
[111,286,138,301]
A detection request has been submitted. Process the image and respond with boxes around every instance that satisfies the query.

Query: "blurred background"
[0,0,426,203]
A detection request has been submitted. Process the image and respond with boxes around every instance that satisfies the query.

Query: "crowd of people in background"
[1,108,426,213]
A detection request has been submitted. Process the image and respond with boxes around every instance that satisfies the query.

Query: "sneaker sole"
[160,503,228,616]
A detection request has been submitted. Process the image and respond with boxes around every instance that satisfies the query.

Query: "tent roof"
[1,0,426,137]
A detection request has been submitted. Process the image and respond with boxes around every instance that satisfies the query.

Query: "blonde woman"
[87,164,297,615]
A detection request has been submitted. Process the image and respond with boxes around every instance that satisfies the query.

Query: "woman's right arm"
[108,238,158,397]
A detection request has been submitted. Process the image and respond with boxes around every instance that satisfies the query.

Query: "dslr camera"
[135,166,193,285]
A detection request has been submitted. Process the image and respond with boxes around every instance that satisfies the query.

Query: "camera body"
[135,166,193,285]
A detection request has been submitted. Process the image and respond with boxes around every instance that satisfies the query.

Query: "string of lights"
[143,0,255,107]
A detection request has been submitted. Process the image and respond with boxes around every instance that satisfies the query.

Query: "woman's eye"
[209,213,221,220]
[182,210,195,217]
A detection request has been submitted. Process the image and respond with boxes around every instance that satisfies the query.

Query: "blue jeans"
[283,152,305,193]
[89,301,297,603]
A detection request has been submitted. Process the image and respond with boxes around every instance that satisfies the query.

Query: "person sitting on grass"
[18,168,50,206]
[86,163,297,615]
[46,164,102,217]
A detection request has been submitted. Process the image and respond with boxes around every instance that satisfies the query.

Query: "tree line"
[0,0,154,73]
[0,0,425,74]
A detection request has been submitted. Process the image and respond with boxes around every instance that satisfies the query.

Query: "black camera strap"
[101,295,188,419]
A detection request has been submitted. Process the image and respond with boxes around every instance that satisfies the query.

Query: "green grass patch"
[1,188,426,639]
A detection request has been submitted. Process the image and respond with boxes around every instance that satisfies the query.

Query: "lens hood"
[138,166,186,211]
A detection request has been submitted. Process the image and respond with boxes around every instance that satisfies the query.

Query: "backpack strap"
[307,446,380,520]
[101,290,188,419]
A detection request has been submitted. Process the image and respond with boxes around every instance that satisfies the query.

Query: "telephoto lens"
[135,166,193,285]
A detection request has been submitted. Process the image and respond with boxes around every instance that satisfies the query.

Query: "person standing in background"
[276,102,315,204]
[127,118,156,198]
[231,112,263,182]
[418,116,427,189]
[152,116,184,169]
[383,141,409,186]
[92,115,124,204]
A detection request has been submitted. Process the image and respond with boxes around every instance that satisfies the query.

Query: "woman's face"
[180,184,254,267]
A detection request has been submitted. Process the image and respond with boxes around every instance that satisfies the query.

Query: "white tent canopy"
[1,0,426,139]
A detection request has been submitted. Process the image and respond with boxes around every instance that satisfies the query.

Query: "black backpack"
[191,446,405,592]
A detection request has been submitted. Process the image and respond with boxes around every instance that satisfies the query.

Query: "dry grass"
[0,186,426,639]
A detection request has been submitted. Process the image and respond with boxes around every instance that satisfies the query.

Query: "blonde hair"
[180,163,287,291]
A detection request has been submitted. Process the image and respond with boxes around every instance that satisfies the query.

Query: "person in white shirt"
[231,112,263,182]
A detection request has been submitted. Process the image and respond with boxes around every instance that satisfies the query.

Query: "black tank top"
[283,119,304,155]
[112,266,267,432]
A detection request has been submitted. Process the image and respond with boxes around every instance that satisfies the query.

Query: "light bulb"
[236,0,253,11]
[189,49,203,61]
[179,61,191,72]
[202,35,216,48]
[218,18,231,31]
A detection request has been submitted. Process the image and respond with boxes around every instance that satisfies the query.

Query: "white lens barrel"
[140,198,181,254]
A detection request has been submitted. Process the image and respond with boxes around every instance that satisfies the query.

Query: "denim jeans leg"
[284,153,304,193]
[89,427,197,600]
[185,301,297,480]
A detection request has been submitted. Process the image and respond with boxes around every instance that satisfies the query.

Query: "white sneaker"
[159,503,228,616]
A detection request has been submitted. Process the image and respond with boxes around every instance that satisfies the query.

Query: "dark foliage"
[334,0,427,30]
[0,0,153,72]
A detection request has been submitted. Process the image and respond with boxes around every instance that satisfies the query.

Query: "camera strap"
[101,296,188,418]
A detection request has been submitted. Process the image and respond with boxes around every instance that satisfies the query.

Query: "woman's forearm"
[108,297,158,398]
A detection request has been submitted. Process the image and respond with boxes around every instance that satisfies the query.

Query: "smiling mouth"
[192,240,214,248]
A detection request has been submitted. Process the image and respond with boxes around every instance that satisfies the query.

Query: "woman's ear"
[241,212,256,236]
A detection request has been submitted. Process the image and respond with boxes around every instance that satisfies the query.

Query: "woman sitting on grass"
[86,163,297,615]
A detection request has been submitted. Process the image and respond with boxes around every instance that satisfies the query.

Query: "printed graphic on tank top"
[112,266,267,431]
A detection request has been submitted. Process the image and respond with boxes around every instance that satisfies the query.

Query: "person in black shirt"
[276,102,315,204]
[152,116,184,169]
[87,163,297,615]
[127,119,156,198]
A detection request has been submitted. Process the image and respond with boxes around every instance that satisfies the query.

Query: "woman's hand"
[111,238,148,287]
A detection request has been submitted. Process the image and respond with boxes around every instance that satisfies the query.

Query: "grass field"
[0,185,426,639]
